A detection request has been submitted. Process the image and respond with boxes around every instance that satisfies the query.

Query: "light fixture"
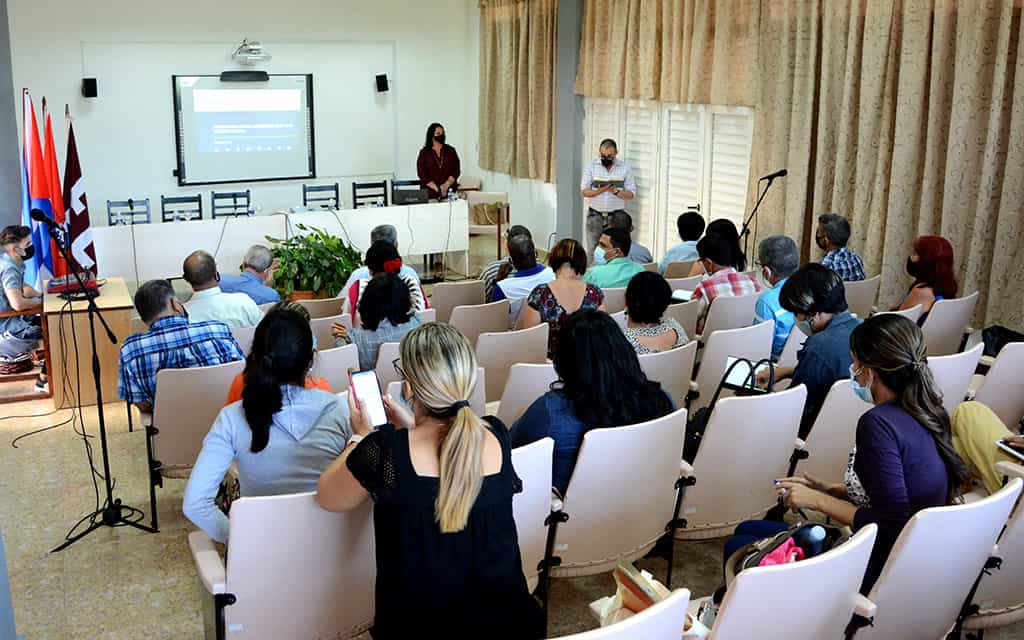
[232,38,271,65]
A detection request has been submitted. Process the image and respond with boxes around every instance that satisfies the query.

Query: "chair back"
[666,275,703,293]
[844,275,881,319]
[417,308,437,324]
[859,478,1022,640]
[211,189,251,218]
[351,180,388,209]
[638,341,698,406]
[496,363,559,427]
[682,385,807,538]
[476,324,549,402]
[875,303,923,324]
[798,380,870,486]
[374,342,403,387]
[691,321,774,411]
[511,437,554,592]
[555,590,692,639]
[920,291,980,356]
[699,293,759,340]
[969,464,1024,623]
[160,194,203,222]
[776,326,806,369]
[664,300,701,341]
[106,198,151,225]
[641,262,658,272]
[224,494,376,640]
[551,407,688,577]
[310,314,351,352]
[714,525,878,640]
[431,280,485,323]
[663,261,697,279]
[449,299,510,348]
[152,359,246,470]
[973,342,1024,428]
[296,297,345,319]
[384,366,486,416]
[257,301,277,313]
[928,342,983,416]
[602,287,627,314]
[311,344,359,393]
[302,183,340,209]
[231,325,257,355]
[610,310,627,329]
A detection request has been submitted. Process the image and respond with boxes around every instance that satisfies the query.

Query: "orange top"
[224,373,333,406]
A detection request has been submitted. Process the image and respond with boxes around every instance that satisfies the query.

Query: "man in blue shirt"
[659,209,704,274]
[219,245,281,305]
[606,211,653,264]
[754,235,799,360]
[340,224,421,297]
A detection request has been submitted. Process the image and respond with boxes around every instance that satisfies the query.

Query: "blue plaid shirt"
[821,246,866,281]
[118,316,244,405]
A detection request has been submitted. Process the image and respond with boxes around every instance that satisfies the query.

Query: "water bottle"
[376,196,384,208]
[793,525,827,558]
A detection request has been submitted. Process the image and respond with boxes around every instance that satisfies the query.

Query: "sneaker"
[34,376,48,393]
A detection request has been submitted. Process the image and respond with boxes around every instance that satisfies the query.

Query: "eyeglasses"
[392,358,405,380]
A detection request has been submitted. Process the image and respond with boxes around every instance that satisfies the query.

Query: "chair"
[449,299,510,348]
[795,380,871,486]
[257,301,277,314]
[510,437,554,593]
[696,293,759,343]
[844,275,881,319]
[705,525,878,640]
[189,494,375,640]
[430,280,485,323]
[920,291,980,356]
[677,385,806,539]
[211,190,252,218]
[610,310,627,329]
[875,303,923,324]
[351,180,388,208]
[417,308,437,324]
[637,341,698,407]
[928,342,983,416]
[161,194,203,222]
[311,344,359,393]
[476,324,549,402]
[0,308,52,404]
[602,287,627,314]
[303,183,340,209]
[494,363,558,427]
[691,321,774,411]
[852,478,1022,639]
[310,314,351,352]
[971,342,1024,428]
[231,325,256,355]
[106,198,151,225]
[296,297,345,319]
[776,326,806,369]
[663,261,697,279]
[557,590,691,640]
[664,300,701,341]
[666,275,703,293]
[466,191,510,258]
[641,262,658,272]
[384,366,486,416]
[374,342,403,389]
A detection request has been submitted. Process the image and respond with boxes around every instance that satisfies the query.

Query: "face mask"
[594,247,607,265]
[815,235,828,251]
[849,365,874,404]
[311,333,318,351]
[905,257,918,277]
[20,245,34,260]
[434,134,446,145]
[795,318,814,336]
[600,155,614,169]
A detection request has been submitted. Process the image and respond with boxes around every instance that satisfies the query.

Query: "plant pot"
[287,290,316,301]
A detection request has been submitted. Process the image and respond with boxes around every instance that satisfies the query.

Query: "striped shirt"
[580,158,636,213]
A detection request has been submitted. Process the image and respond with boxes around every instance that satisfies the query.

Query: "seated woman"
[184,306,352,543]
[343,241,427,326]
[511,309,675,497]
[732,314,970,594]
[0,225,46,389]
[894,235,957,324]
[623,271,687,354]
[333,273,421,371]
[951,401,1021,495]
[518,238,604,358]
[316,323,544,639]
[687,218,747,276]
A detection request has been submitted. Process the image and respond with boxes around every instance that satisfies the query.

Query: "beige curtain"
[479,0,558,183]
[576,0,1024,329]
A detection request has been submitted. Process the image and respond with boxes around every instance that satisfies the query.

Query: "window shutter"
[707,112,754,229]
[662,109,703,250]
[621,104,660,252]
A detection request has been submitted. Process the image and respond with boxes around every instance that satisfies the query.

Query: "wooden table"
[44,277,133,408]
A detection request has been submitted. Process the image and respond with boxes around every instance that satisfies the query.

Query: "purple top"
[852,401,949,592]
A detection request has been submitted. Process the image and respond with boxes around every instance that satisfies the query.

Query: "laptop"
[393,188,431,205]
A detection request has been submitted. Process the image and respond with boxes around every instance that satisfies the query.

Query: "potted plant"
[266,223,362,299]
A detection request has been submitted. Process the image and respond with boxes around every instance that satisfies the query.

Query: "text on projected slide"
[193,89,302,154]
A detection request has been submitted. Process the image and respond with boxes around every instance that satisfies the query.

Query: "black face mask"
[906,257,918,277]
[20,245,34,260]
[600,155,614,169]
[434,134,446,145]
[815,235,828,251]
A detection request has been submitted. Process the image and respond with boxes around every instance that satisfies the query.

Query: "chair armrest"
[852,593,877,619]
[680,460,694,479]
[689,381,698,393]
[138,410,153,428]
[996,460,1024,480]
[550,494,564,514]
[979,355,996,368]
[794,437,807,451]
[188,531,226,595]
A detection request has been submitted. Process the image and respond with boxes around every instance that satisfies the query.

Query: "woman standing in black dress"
[316,322,543,639]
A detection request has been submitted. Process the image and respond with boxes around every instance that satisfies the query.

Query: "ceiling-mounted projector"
[232,38,271,65]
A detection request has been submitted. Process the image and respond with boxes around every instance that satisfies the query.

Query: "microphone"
[30,208,56,227]
[128,198,134,212]
[759,169,788,181]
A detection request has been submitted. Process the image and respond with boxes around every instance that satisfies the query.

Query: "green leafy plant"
[266,224,362,297]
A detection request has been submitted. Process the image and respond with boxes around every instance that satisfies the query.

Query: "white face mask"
[594,247,607,265]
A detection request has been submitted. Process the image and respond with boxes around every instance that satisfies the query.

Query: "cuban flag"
[42,99,68,277]
[21,89,57,291]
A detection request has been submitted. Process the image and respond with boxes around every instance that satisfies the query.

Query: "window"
[582,98,755,260]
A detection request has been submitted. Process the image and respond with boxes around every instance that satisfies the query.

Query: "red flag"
[42,98,67,277]
[63,107,96,274]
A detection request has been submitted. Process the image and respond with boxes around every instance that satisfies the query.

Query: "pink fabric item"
[758,538,805,567]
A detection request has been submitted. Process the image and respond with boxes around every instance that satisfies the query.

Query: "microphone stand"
[739,177,779,261]
[39,221,157,552]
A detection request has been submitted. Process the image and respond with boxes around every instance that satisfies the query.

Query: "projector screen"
[172,74,315,185]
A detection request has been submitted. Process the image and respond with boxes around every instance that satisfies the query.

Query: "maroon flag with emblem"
[63,106,97,274]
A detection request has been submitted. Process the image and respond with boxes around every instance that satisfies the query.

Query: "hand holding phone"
[349,370,389,429]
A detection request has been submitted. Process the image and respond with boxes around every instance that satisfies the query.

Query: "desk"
[44,277,133,408]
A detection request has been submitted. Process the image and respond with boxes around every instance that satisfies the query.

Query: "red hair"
[913,236,957,298]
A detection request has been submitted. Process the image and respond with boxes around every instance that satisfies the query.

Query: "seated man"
[606,211,652,264]
[583,227,646,290]
[340,224,421,299]
[0,225,45,389]
[490,234,554,328]
[816,212,866,281]
[479,225,531,302]
[119,279,244,412]
[659,209,704,274]
[218,245,281,305]
[754,235,799,360]
[183,250,263,328]
[691,233,761,334]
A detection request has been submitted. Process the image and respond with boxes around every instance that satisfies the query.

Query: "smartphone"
[350,370,389,427]
[996,440,1024,464]
[724,356,769,391]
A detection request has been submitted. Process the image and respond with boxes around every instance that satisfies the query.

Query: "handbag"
[683,357,774,462]
[724,523,847,586]
[981,325,1024,358]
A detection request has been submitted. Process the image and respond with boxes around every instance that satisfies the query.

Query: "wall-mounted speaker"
[82,78,98,98]
[375,74,389,93]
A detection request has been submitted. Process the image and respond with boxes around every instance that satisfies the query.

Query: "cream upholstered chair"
[310,344,359,393]
[431,279,485,323]
[920,291,979,356]
[549,407,689,586]
[666,275,703,293]
[296,296,345,319]
[696,293,759,343]
[231,325,257,355]
[690,321,774,411]
[677,385,807,540]
[557,589,691,640]
[664,300,701,341]
[450,299,510,348]
[374,342,402,389]
[610,310,627,329]
[844,275,881,319]
[189,494,375,640]
[663,261,697,279]
[776,325,806,369]
[476,323,549,402]
[638,341,698,407]
[971,342,1024,428]
[702,525,878,640]
[384,366,486,416]
[850,478,1023,639]
[795,380,870,486]
[310,313,351,351]
[876,303,923,324]
[927,342,983,416]
[416,308,437,324]
[493,363,558,427]
[510,437,554,593]
[602,287,627,314]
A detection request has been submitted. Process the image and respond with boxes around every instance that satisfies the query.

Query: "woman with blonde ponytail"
[316,323,543,639]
